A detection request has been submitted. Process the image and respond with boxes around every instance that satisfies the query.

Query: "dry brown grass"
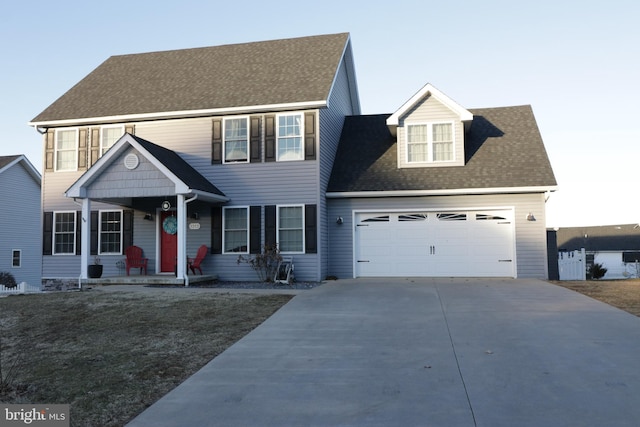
[0,289,291,427]
[551,278,640,316]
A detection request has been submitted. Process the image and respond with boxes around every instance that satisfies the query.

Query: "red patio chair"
[188,245,208,275]
[125,245,148,275]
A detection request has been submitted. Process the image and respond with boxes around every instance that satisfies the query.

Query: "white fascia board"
[386,83,473,127]
[29,100,327,128]
[189,189,229,203]
[326,185,559,199]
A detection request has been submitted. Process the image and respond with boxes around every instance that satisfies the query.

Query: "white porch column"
[176,194,187,281]
[80,198,91,279]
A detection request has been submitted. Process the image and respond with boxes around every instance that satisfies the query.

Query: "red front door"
[160,211,178,273]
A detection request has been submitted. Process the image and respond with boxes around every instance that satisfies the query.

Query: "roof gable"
[31,33,353,126]
[0,154,41,185]
[65,134,226,202]
[386,83,473,128]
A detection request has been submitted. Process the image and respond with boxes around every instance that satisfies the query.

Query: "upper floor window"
[223,207,248,253]
[101,125,125,155]
[277,113,303,161]
[278,205,304,253]
[54,211,76,255]
[55,129,78,171]
[99,210,122,254]
[407,122,454,163]
[224,117,248,163]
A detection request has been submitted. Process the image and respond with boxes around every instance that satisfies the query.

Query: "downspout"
[183,194,199,287]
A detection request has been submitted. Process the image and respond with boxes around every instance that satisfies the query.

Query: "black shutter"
[265,115,276,162]
[250,116,262,163]
[305,204,317,253]
[90,211,99,255]
[122,210,133,252]
[75,211,82,255]
[212,118,222,164]
[45,130,54,172]
[43,211,53,255]
[78,128,88,171]
[211,206,222,254]
[265,205,276,248]
[304,112,316,160]
[90,128,100,166]
[250,206,262,254]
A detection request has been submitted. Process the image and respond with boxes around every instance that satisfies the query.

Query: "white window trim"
[277,204,305,254]
[53,211,76,255]
[222,206,249,254]
[98,209,123,255]
[276,112,304,162]
[100,125,125,156]
[12,249,21,268]
[223,116,250,164]
[54,128,78,172]
[405,121,456,164]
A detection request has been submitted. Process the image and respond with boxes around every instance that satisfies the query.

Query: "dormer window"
[407,122,454,163]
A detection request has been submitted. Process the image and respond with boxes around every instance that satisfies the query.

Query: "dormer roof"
[386,83,473,131]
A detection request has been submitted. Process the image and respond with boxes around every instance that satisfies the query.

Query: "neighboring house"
[0,155,42,286]
[29,33,557,285]
[555,224,640,279]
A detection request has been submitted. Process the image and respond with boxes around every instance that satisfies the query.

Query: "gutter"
[326,186,559,199]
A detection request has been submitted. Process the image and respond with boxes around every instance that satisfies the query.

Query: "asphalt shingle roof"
[0,155,21,169]
[556,224,640,251]
[131,135,225,197]
[327,105,557,193]
[32,33,349,123]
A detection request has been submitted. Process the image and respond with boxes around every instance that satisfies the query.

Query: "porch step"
[82,274,218,286]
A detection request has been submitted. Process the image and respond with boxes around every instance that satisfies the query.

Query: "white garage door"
[354,210,515,277]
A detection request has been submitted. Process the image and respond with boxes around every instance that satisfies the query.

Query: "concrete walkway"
[126,278,640,427]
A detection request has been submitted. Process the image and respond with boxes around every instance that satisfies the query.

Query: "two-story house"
[30,33,557,286]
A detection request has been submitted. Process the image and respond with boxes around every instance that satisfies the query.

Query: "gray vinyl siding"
[327,192,549,279]
[0,163,41,286]
[135,116,322,281]
[317,55,357,280]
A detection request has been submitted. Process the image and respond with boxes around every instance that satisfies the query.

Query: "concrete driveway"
[126,278,640,427]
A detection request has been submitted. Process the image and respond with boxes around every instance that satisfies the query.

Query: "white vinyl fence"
[558,249,586,281]
[0,282,42,295]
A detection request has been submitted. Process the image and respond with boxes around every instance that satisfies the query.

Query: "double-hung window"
[53,211,76,254]
[55,129,78,171]
[12,250,21,268]
[223,207,248,253]
[99,210,122,254]
[406,122,454,163]
[278,205,304,253]
[101,125,124,156]
[277,113,303,161]
[224,117,249,163]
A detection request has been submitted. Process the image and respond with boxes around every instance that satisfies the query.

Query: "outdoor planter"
[88,264,103,279]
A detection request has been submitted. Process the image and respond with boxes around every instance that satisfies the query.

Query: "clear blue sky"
[1,0,638,227]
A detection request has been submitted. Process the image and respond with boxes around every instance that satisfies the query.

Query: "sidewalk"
[126,278,640,426]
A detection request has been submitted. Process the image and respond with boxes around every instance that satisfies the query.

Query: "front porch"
[81,274,218,287]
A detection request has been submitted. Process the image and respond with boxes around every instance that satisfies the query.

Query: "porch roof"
[66,133,228,203]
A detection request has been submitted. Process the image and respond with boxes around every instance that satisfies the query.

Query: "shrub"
[0,272,17,289]
[589,263,608,280]
[237,244,283,282]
